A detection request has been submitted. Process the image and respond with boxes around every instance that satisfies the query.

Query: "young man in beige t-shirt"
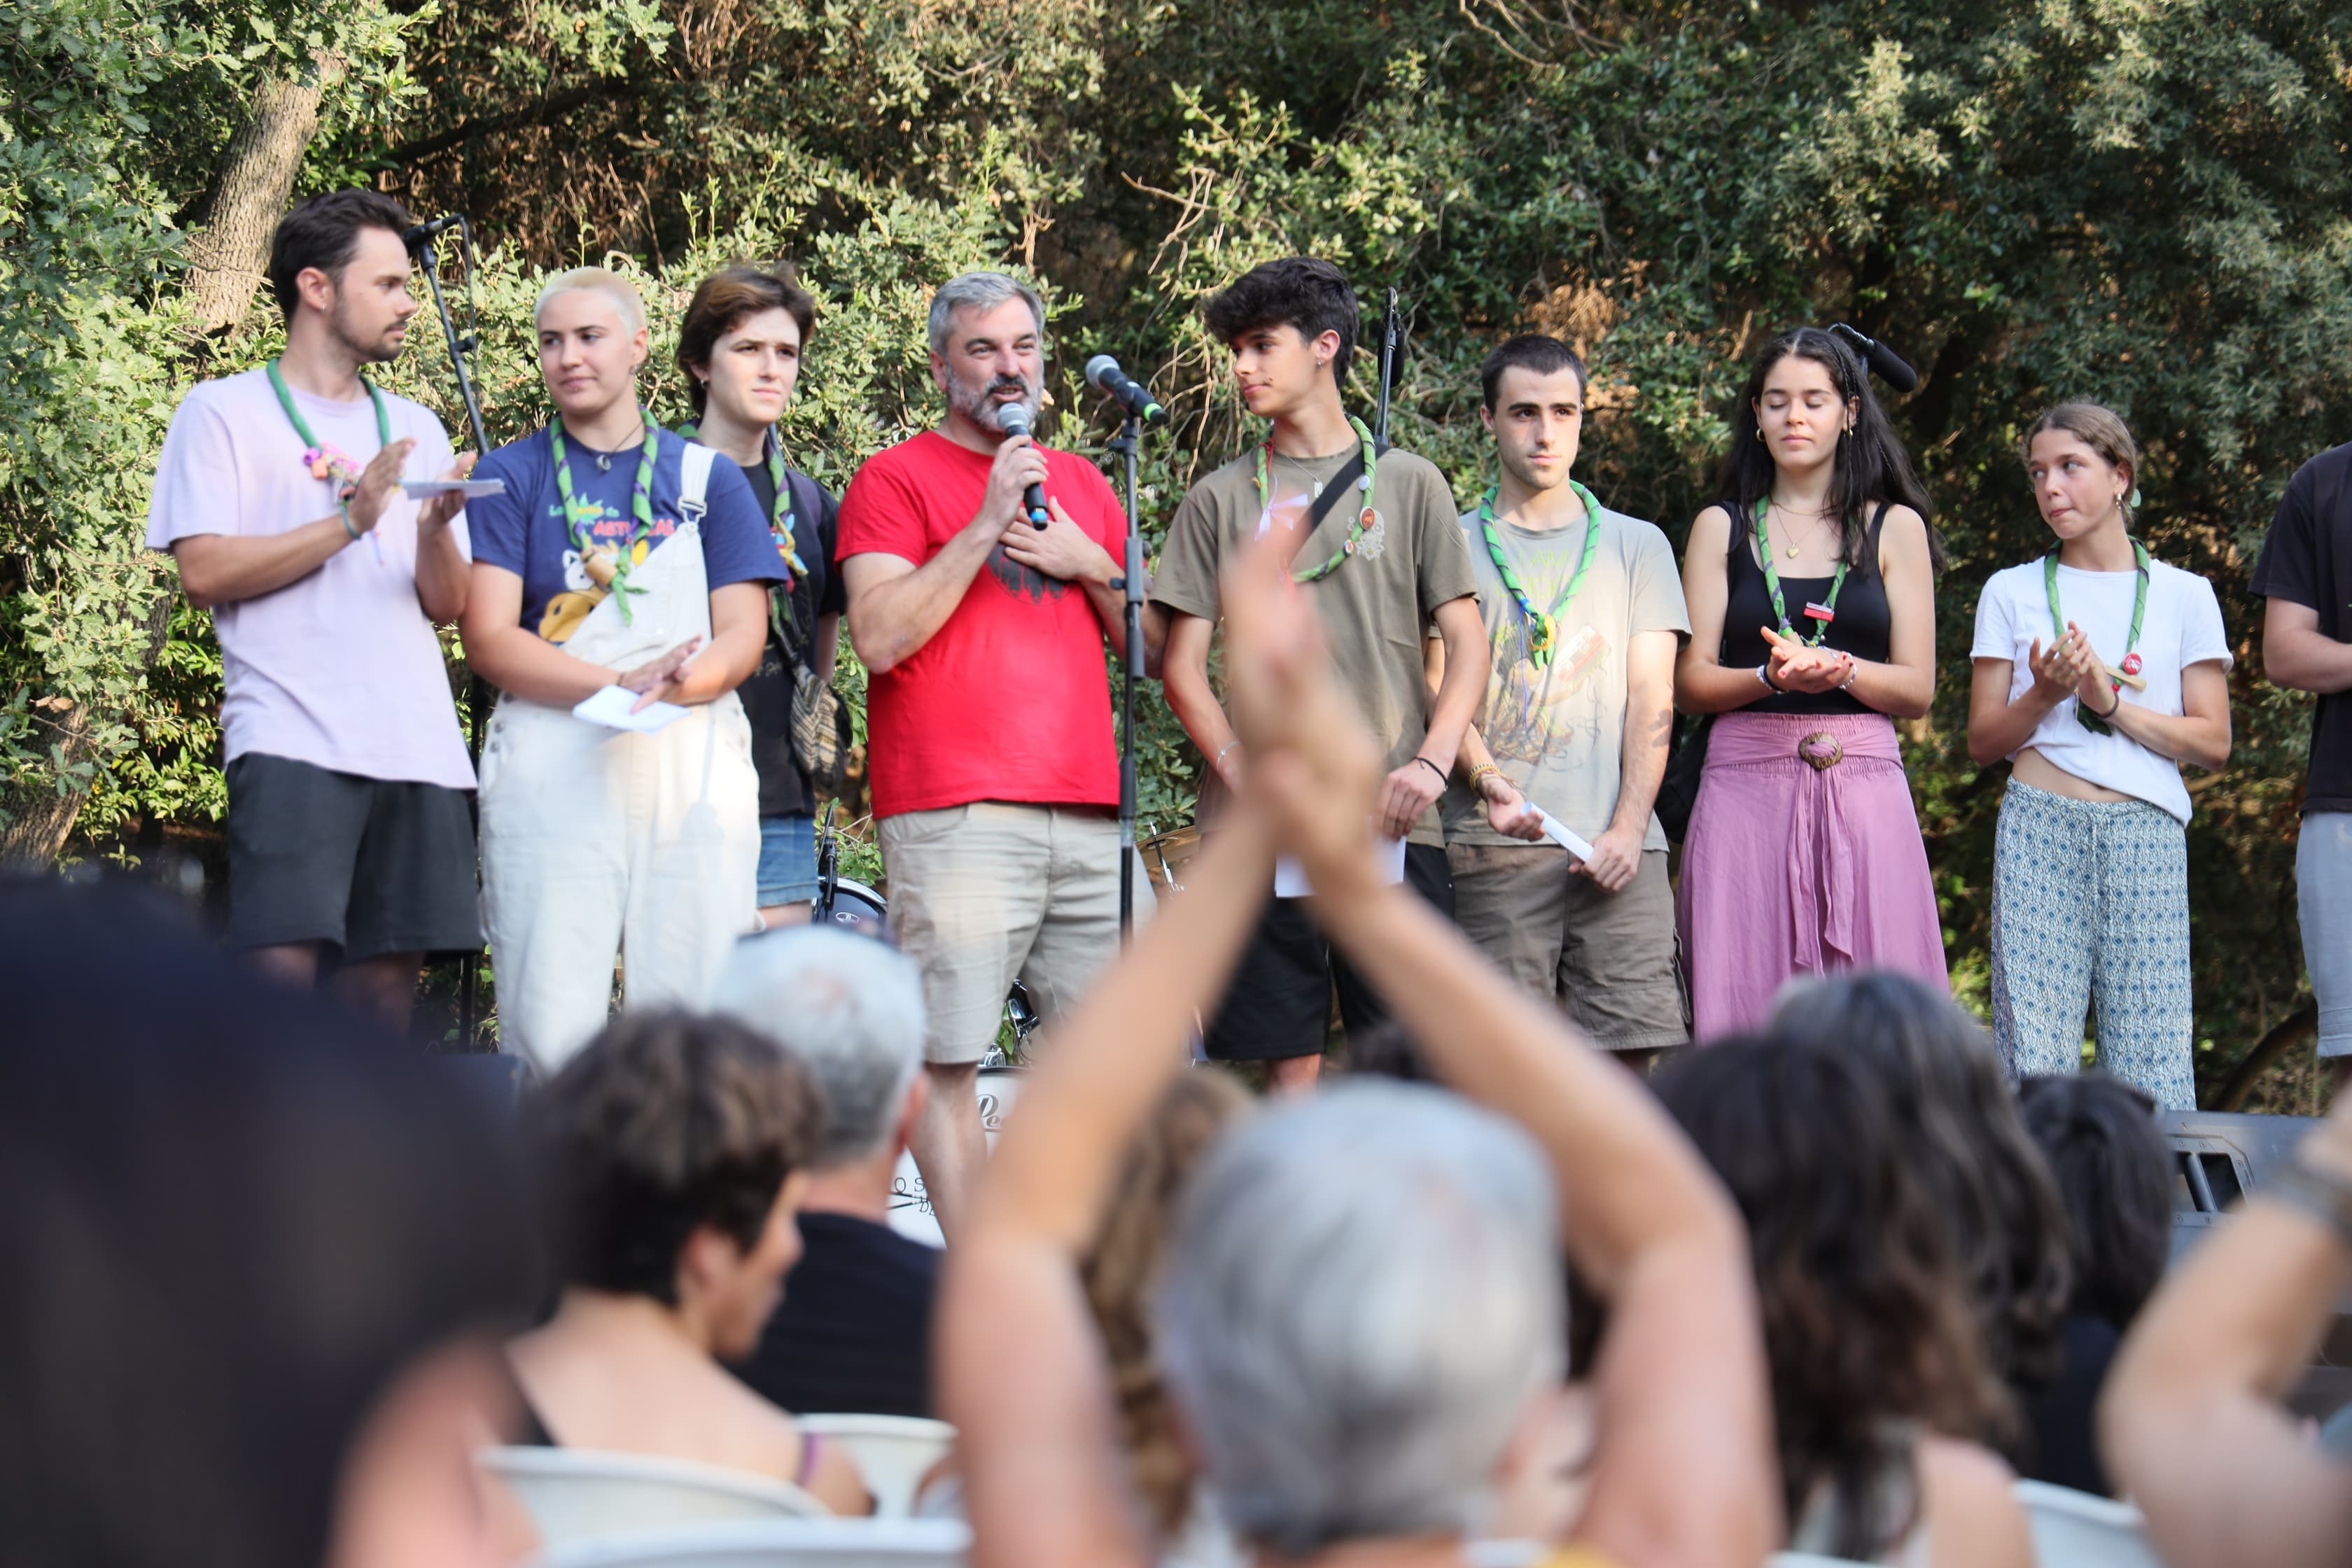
[1150,257,1488,1091]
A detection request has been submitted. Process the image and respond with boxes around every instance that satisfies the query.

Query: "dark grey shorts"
[225,752,482,960]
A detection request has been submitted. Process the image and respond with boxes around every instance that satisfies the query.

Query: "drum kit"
[806,817,1205,1245]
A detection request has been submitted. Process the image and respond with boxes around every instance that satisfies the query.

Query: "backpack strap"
[678,442,717,528]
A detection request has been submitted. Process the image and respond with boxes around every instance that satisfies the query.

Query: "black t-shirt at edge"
[2253,441,2352,813]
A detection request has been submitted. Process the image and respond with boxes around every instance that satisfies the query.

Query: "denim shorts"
[757,813,820,907]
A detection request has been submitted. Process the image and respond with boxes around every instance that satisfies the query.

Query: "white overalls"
[479,454,760,1070]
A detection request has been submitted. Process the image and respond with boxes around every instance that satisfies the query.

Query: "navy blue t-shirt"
[470,424,780,645]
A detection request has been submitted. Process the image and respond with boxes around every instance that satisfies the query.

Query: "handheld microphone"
[994,402,1050,528]
[1829,323,1919,394]
[1084,354,1168,425]
[404,214,465,251]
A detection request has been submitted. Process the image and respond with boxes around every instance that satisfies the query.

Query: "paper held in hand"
[400,478,506,499]
[572,685,690,734]
[1535,808,1595,863]
[1275,834,1406,898]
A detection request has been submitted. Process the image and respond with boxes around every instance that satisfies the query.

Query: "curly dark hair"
[2017,1074,2172,1328]
[1712,326,1946,573]
[534,1009,827,1304]
[1654,1032,2012,1561]
[1080,1068,1252,1537]
[1772,972,2074,1399]
[1203,257,1360,385]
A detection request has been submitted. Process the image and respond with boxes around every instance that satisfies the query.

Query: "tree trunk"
[184,56,343,336]
[0,62,337,864]
[0,581,175,864]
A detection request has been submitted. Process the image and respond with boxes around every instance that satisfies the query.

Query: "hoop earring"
[1755,425,1764,442]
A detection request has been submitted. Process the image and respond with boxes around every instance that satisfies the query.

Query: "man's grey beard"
[947,368,1040,434]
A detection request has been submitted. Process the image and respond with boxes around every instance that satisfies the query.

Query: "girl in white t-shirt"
[1967,402,2234,1108]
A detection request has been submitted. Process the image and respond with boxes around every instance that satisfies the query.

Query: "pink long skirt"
[1676,710,1949,1042]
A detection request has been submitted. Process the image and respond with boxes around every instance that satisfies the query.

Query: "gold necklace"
[1768,498,1835,560]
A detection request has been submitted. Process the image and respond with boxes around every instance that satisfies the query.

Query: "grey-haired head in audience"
[1155,1079,1563,1558]
[712,926,928,1168]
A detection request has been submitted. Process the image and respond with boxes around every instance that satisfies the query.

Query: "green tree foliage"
[6,0,2348,1096]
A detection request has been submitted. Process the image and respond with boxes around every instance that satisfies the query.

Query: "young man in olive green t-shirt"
[1436,335,1690,1065]
[1150,257,1488,1091]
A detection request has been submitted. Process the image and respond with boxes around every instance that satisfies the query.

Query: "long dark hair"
[1655,1032,2012,1561]
[1714,326,1943,573]
[1773,973,2073,1399]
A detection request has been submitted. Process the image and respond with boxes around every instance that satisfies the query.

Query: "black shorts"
[1203,841,1455,1062]
[225,752,482,961]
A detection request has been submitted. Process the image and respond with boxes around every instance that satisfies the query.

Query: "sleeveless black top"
[1719,506,1892,716]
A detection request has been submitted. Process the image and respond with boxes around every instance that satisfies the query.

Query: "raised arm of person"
[844,436,1045,674]
[1241,523,1778,1568]
[937,793,1278,1568]
[2103,1105,2352,1568]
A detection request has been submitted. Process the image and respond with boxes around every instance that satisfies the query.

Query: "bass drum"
[887,1063,1023,1248]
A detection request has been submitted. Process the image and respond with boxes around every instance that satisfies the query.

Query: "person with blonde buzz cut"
[461,267,784,1070]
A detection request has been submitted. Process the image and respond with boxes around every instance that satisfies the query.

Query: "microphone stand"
[414,222,492,1044]
[1108,410,1145,942]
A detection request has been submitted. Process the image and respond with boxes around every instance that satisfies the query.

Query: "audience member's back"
[1774,972,2073,1401]
[2016,1072,2174,1496]
[0,879,534,1568]
[713,928,940,1418]
[507,1008,869,1514]
[1655,1032,2034,1567]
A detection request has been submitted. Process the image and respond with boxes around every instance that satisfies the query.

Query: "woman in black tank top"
[1672,328,1950,1040]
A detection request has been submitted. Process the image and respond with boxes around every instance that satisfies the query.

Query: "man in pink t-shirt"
[146,190,479,1028]
[839,270,1140,1237]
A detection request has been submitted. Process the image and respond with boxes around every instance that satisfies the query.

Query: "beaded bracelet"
[1466,762,1501,795]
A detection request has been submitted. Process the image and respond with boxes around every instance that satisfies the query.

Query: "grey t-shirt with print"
[1440,496,1690,850]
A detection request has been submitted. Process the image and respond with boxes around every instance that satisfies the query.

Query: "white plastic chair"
[2015,1479,2163,1568]
[534,1518,970,1567]
[793,1415,955,1518]
[479,1447,828,1551]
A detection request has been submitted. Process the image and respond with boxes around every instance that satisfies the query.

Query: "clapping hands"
[1760,625,1854,694]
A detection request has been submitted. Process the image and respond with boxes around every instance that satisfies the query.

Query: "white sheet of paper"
[572,686,690,734]
[400,478,506,499]
[1275,834,1406,898]
[1536,809,1595,862]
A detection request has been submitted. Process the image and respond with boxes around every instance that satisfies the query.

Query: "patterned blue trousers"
[1989,780,2196,1109]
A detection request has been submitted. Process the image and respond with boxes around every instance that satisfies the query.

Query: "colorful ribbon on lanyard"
[551,412,662,625]
[1255,415,1380,583]
[1754,499,1849,648]
[2045,538,2150,736]
[1478,481,1603,666]
[267,358,391,566]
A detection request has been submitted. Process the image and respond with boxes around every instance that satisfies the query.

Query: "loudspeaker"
[2160,1110,2352,1420]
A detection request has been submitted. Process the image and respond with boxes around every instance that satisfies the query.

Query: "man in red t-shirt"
[838,270,1138,1238]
